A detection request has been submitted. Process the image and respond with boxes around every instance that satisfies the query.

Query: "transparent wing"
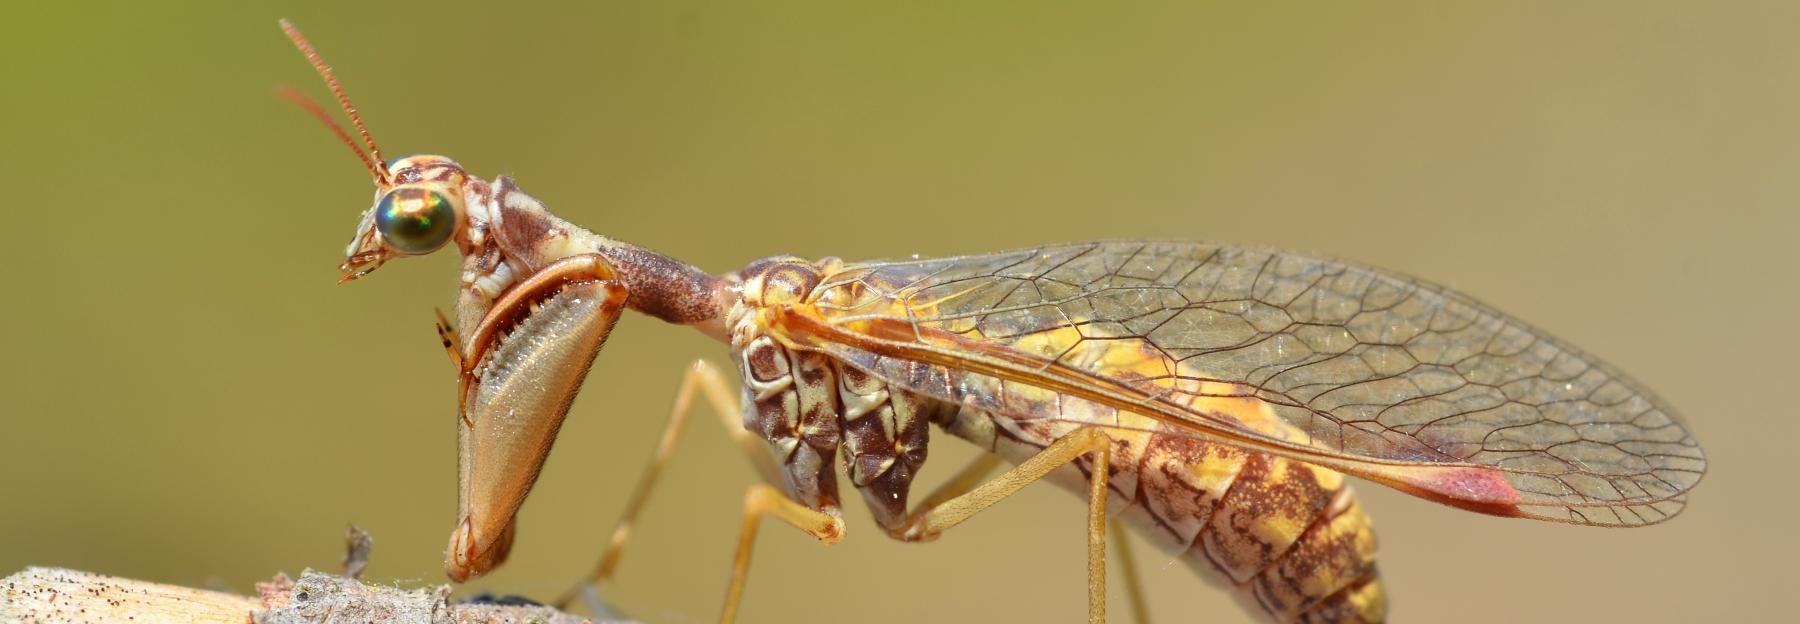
[782,241,1704,526]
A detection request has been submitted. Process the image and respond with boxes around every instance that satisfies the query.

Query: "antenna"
[275,85,384,181]
[278,19,389,184]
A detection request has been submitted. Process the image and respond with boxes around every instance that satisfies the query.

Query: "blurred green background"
[2,2,1794,622]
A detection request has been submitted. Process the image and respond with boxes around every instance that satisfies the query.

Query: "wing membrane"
[784,241,1704,526]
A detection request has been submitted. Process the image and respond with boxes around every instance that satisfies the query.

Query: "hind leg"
[901,449,1152,623]
[892,427,1118,624]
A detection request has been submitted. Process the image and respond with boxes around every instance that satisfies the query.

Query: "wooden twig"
[0,567,624,624]
[1,567,260,623]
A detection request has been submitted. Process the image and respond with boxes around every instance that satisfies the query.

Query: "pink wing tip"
[1370,464,1526,517]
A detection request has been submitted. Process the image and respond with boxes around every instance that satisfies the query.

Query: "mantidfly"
[279,20,1706,624]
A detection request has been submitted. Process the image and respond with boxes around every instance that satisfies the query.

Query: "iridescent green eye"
[374,188,456,254]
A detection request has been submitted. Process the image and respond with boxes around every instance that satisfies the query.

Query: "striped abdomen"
[932,403,1387,623]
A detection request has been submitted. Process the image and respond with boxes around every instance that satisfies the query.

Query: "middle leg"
[553,359,780,610]
[719,483,845,624]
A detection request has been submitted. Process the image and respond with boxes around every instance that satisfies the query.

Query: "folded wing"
[781,241,1704,526]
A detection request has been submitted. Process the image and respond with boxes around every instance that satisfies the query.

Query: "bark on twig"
[0,567,624,624]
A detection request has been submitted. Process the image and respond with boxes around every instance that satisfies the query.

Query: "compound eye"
[374,188,456,254]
